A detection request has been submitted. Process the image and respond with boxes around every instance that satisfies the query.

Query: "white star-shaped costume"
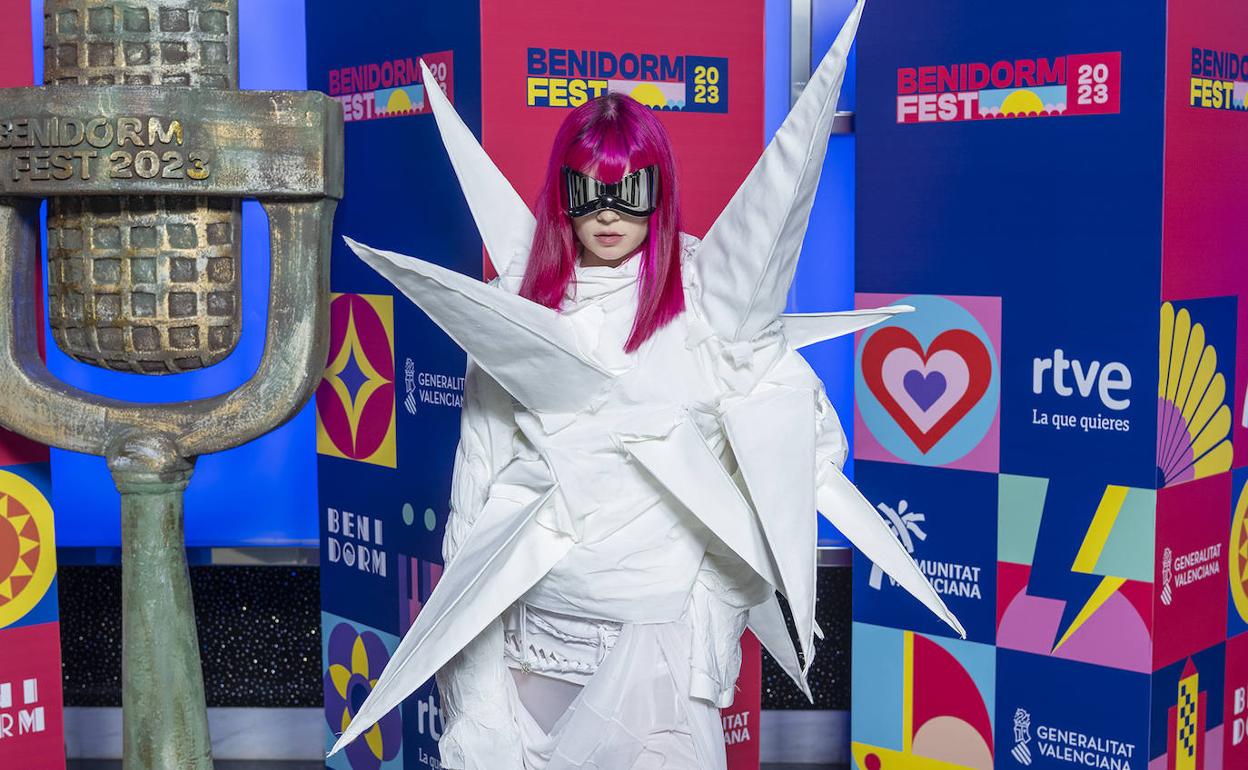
[333,3,961,765]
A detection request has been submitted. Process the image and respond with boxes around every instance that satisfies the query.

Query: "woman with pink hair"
[336,3,958,767]
[520,91,685,353]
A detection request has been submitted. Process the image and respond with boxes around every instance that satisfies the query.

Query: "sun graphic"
[0,498,38,604]
[0,469,56,629]
[1000,89,1045,116]
[385,89,413,114]
[1230,483,1248,624]
[1157,302,1233,487]
[629,83,669,109]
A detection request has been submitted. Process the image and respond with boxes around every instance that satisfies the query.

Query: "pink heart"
[881,348,971,433]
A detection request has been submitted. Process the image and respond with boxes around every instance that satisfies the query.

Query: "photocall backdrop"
[850,1,1248,769]
[2,0,865,766]
[1,1,65,767]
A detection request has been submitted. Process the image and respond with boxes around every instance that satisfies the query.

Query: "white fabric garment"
[501,603,712,768]
[507,616,720,769]
[432,238,840,769]
[515,252,717,624]
[331,3,964,765]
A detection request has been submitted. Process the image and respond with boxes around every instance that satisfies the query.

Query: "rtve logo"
[0,678,45,740]
[1032,349,1132,410]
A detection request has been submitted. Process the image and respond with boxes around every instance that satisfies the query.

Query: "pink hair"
[520,93,684,353]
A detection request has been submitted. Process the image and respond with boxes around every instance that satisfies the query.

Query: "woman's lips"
[594,233,623,246]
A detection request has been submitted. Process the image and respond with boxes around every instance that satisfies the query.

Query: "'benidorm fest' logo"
[0,677,47,742]
[526,47,728,112]
[327,50,453,122]
[1190,47,1248,111]
[896,51,1121,123]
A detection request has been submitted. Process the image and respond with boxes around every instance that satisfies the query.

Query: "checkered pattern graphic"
[1177,680,1197,758]
[46,196,242,373]
[42,0,236,88]
[41,1,242,373]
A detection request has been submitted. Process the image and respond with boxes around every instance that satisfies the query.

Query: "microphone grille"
[42,0,238,89]
[47,195,242,374]
[42,1,242,374]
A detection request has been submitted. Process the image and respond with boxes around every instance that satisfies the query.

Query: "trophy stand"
[0,2,343,767]
[113,434,208,767]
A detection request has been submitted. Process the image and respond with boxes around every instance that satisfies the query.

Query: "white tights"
[509,668,583,734]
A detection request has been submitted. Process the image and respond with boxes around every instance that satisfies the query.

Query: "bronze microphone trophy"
[0,2,343,767]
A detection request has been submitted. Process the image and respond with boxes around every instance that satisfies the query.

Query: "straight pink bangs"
[560,102,660,184]
[521,93,684,353]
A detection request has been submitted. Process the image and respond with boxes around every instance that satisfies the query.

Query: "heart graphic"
[903,370,946,411]
[883,348,970,434]
[862,326,992,453]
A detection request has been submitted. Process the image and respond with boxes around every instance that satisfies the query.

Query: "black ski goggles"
[562,165,660,218]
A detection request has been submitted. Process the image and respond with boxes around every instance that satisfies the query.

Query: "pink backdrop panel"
[0,0,33,87]
[0,0,47,466]
[1161,0,1248,468]
[480,0,765,237]
[480,1,766,766]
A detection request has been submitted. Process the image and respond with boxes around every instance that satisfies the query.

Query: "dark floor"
[57,565,852,710]
[70,758,848,763]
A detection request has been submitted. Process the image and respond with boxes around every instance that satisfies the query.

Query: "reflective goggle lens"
[563,165,659,217]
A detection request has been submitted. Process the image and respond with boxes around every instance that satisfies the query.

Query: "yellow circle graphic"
[1231,481,1248,625]
[0,469,56,630]
[1001,88,1045,115]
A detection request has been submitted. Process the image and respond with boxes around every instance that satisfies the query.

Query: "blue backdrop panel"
[856,0,1165,488]
[307,0,483,764]
[852,4,1182,768]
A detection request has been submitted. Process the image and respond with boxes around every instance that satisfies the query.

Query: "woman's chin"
[583,247,636,265]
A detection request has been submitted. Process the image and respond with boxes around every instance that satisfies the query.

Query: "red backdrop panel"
[0,10,64,770]
[1161,0,1248,468]
[0,623,66,766]
[480,2,766,766]
[0,0,47,466]
[0,0,33,88]
[480,1,765,237]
